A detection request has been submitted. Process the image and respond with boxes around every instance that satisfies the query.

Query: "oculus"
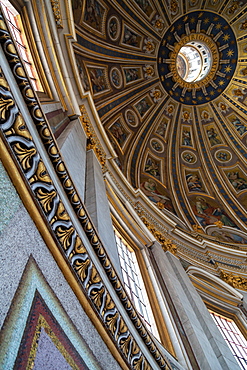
[158,11,238,105]
[176,41,212,82]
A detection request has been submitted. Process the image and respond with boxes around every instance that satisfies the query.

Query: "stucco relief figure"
[227,171,247,191]
[88,68,107,93]
[141,178,175,213]
[134,0,153,16]
[145,157,160,179]
[231,117,247,135]
[123,28,139,47]
[135,97,151,117]
[206,127,222,146]
[84,0,104,32]
[182,128,192,146]
[182,152,196,163]
[216,151,230,162]
[192,197,236,228]
[186,174,205,193]
[72,0,82,23]
[156,121,167,138]
[124,68,139,83]
[125,110,138,126]
[111,68,122,88]
[151,140,162,152]
[76,58,90,91]
[109,121,127,146]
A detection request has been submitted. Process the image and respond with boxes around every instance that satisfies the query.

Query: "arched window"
[114,229,159,338]
[1,0,42,91]
[209,310,247,369]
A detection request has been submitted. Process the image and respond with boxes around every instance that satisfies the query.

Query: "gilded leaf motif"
[106,312,119,334]
[0,97,13,120]
[36,188,56,213]
[131,341,141,356]
[133,357,143,370]
[90,266,101,284]
[56,202,69,221]
[74,236,86,254]
[74,258,90,282]
[0,75,10,90]
[13,143,36,170]
[90,286,105,309]
[13,114,32,140]
[35,160,52,183]
[105,293,115,311]
[119,318,128,334]
[57,225,74,250]
[120,335,131,357]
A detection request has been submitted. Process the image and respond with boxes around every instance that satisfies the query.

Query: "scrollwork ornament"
[50,0,63,28]
[80,105,106,167]
[220,270,247,291]
[162,239,177,255]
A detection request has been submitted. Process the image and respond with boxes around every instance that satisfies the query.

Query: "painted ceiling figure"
[186,174,204,193]
[227,172,247,191]
[193,197,236,228]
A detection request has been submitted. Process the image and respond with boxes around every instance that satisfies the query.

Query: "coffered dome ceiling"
[72,0,247,247]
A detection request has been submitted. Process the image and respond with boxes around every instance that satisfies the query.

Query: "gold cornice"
[139,215,177,256]
[190,279,239,307]
[80,104,106,167]
[220,270,247,291]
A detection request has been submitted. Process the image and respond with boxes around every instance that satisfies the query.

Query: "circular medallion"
[182,150,197,163]
[215,149,232,162]
[158,11,238,105]
[108,16,120,41]
[125,109,139,127]
[110,67,122,89]
[151,138,164,153]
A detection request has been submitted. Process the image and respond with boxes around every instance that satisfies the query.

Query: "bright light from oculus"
[176,41,212,83]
